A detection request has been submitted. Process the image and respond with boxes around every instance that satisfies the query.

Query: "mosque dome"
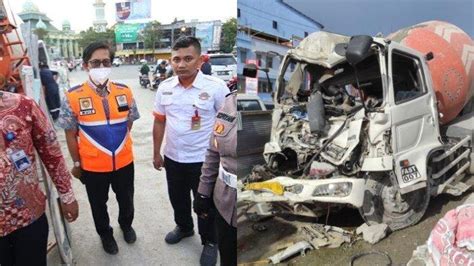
[62,20,71,31]
[22,1,40,13]
[36,18,47,29]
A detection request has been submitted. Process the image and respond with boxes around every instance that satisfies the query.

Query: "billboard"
[115,23,145,43]
[195,23,214,51]
[115,0,151,21]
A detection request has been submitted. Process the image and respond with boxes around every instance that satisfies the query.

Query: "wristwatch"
[73,161,81,167]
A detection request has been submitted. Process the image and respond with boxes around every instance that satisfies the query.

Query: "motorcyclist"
[153,60,167,88]
[140,61,150,75]
[139,61,150,87]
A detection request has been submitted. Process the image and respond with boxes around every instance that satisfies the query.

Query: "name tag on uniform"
[216,112,236,123]
[191,109,201,130]
[115,95,129,112]
[10,150,31,172]
[79,97,96,116]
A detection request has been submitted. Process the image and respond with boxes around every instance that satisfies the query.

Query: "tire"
[359,172,430,231]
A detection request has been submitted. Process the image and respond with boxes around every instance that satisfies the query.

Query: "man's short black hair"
[82,42,114,64]
[172,36,201,54]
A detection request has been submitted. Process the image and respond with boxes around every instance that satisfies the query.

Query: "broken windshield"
[277,53,384,110]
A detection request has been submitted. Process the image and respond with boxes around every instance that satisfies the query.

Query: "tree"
[140,21,161,62]
[78,27,116,51]
[34,28,49,41]
[220,18,237,53]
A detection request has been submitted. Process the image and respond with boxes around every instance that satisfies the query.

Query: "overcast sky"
[284,0,473,37]
[6,0,236,32]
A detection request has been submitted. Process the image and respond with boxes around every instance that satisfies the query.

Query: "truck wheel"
[359,173,430,231]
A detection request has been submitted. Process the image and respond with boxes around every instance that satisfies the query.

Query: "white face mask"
[89,67,112,84]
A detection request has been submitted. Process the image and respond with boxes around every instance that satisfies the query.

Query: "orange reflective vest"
[66,82,134,172]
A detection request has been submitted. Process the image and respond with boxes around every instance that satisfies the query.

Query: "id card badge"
[10,150,31,172]
[191,109,201,130]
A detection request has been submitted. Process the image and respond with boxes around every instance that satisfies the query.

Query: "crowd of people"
[0,36,236,266]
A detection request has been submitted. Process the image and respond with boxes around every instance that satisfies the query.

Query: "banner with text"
[115,23,145,43]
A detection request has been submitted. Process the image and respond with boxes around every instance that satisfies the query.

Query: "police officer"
[194,78,237,265]
[58,42,140,255]
[152,36,229,265]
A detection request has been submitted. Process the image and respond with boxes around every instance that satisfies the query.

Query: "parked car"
[209,54,237,81]
[237,94,267,111]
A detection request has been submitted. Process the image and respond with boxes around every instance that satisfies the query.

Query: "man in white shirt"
[152,36,229,266]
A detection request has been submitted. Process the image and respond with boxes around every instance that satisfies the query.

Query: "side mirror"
[346,35,373,66]
[243,63,258,78]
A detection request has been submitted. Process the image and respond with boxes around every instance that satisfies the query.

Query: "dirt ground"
[237,179,473,266]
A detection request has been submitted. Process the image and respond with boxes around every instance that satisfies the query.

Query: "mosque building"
[18,1,81,60]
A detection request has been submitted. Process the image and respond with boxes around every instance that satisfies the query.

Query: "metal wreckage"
[238,21,474,231]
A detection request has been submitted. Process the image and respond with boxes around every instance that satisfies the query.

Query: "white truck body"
[239,23,473,230]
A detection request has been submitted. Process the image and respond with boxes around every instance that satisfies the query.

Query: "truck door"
[387,43,441,191]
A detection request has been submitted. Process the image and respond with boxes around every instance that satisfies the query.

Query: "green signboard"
[115,23,144,43]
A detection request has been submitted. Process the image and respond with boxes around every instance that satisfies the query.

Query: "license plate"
[217,71,229,75]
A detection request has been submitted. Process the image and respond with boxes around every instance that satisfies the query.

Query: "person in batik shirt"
[0,91,78,266]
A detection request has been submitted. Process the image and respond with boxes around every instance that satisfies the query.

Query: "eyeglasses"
[88,59,112,68]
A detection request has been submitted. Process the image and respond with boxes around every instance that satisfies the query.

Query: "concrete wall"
[238,0,318,40]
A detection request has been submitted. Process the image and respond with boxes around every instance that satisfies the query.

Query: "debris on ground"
[299,224,353,248]
[268,240,313,264]
[407,244,433,266]
[356,223,389,244]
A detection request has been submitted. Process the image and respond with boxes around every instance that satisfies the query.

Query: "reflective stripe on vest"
[66,82,133,172]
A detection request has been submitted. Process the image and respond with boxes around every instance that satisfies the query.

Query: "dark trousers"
[164,156,216,244]
[0,214,48,266]
[82,162,135,237]
[216,211,236,266]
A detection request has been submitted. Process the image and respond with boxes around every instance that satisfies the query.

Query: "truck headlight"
[312,182,352,197]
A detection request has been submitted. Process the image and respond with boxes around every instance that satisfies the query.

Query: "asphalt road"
[47,65,204,265]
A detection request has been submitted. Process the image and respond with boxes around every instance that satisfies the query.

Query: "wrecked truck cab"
[262,32,388,178]
[239,31,392,215]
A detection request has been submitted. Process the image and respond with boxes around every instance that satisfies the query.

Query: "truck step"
[445,182,471,196]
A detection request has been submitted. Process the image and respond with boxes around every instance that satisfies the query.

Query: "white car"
[209,54,237,82]
[237,94,267,111]
[113,58,123,67]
